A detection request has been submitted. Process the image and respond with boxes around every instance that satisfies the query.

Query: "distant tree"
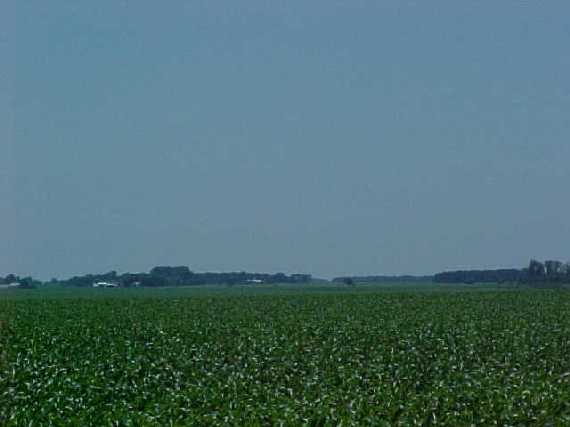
[150,266,194,286]
[139,275,168,287]
[291,274,312,283]
[4,274,18,284]
[528,259,546,278]
[343,277,355,287]
[273,273,287,283]
[18,277,36,289]
[544,260,563,277]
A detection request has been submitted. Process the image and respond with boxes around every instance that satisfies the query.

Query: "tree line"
[57,266,312,288]
[434,259,570,285]
[4,259,569,289]
[332,275,433,284]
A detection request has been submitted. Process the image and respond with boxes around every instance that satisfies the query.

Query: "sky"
[3,1,570,280]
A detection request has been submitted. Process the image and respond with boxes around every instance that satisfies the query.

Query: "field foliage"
[1,286,570,425]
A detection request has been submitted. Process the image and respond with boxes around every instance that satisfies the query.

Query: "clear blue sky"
[3,1,570,280]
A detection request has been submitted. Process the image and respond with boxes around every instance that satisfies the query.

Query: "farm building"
[0,282,21,290]
[92,282,119,288]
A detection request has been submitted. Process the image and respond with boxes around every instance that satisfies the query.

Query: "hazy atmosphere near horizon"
[3,1,570,280]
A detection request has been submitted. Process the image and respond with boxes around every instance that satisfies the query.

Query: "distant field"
[1,285,570,425]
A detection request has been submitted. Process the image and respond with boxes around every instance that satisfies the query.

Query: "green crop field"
[1,286,570,425]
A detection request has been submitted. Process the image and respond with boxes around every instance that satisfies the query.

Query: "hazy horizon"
[3,1,570,280]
